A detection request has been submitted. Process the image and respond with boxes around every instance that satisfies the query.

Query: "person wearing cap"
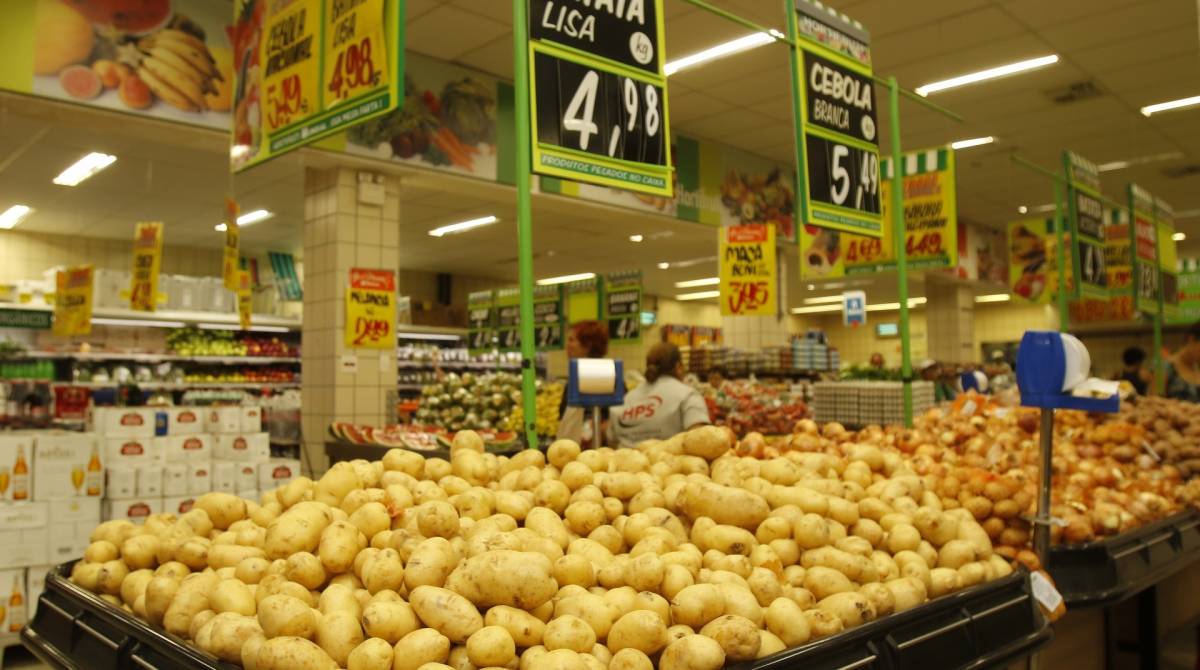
[919,359,957,403]
[986,350,1015,391]
[610,342,711,448]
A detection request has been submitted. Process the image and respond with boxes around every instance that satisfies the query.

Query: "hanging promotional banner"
[223,197,240,291]
[720,224,777,317]
[1062,151,1106,299]
[799,147,955,278]
[533,285,564,351]
[230,0,405,171]
[1008,218,1071,304]
[603,271,642,343]
[495,288,521,353]
[467,290,495,353]
[1129,184,1159,315]
[1157,202,1179,322]
[1070,223,1135,324]
[237,269,253,330]
[1175,259,1200,325]
[345,268,395,349]
[566,277,600,324]
[53,265,93,337]
[130,222,163,312]
[789,0,882,238]
[526,0,673,197]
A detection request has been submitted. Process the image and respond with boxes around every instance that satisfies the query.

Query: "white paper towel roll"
[577,359,617,394]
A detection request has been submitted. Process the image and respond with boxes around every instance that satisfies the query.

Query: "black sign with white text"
[1074,190,1104,240]
[1078,238,1107,289]
[804,133,881,215]
[804,51,877,144]
[529,0,659,73]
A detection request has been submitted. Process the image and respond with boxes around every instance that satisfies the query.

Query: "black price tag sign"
[804,133,881,215]
[606,289,640,342]
[529,0,660,74]
[1074,190,1103,240]
[534,297,564,351]
[1078,239,1107,288]
[804,51,877,144]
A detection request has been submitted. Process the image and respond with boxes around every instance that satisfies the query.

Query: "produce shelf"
[730,570,1050,670]
[18,352,300,364]
[1046,508,1200,607]
[53,381,300,390]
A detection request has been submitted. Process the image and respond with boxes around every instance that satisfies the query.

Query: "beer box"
[162,463,188,496]
[241,406,264,432]
[47,498,101,562]
[205,407,241,434]
[105,467,136,499]
[103,436,159,467]
[103,497,161,524]
[214,433,269,462]
[187,462,212,495]
[27,565,50,622]
[33,432,103,501]
[0,434,34,503]
[93,407,156,438]
[136,466,163,497]
[158,434,211,462]
[235,463,258,492]
[0,502,49,568]
[0,568,25,632]
[212,460,236,493]
[258,458,300,489]
[161,495,196,516]
[164,406,205,435]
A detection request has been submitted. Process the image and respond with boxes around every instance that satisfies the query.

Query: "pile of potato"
[1115,396,1200,477]
[68,426,1012,670]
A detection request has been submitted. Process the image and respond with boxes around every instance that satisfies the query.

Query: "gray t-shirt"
[610,376,711,447]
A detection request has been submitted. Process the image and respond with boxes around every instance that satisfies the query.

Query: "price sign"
[129,222,163,312]
[467,290,495,353]
[345,268,395,349]
[1158,209,1179,321]
[720,224,777,317]
[790,0,882,237]
[495,289,522,353]
[232,0,404,172]
[237,270,253,331]
[1062,151,1106,298]
[527,0,672,198]
[603,271,642,344]
[54,264,93,337]
[566,277,600,323]
[533,285,564,351]
[1129,184,1160,315]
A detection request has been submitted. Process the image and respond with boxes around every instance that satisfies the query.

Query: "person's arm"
[680,390,712,430]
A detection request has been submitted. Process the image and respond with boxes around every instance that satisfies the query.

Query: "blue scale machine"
[1016,331,1120,563]
[566,358,626,448]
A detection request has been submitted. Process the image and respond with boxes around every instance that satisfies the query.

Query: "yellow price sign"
[54,265,93,337]
[719,224,777,317]
[345,268,395,349]
[130,222,163,312]
[261,0,320,134]
[324,0,387,103]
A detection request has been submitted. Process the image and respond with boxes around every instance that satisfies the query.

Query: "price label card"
[1062,151,1106,299]
[237,269,253,331]
[325,0,387,103]
[130,222,163,312]
[54,265,93,337]
[345,268,395,349]
[529,0,660,74]
[533,285,564,351]
[1129,184,1160,316]
[720,224,777,317]
[603,271,642,344]
[261,0,320,134]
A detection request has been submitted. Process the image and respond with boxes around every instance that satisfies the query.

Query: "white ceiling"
[1,0,1197,307]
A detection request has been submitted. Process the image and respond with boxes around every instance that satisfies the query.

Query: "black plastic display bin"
[24,563,1049,670]
[1047,508,1200,607]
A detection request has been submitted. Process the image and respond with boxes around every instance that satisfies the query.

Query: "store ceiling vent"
[1046,80,1103,104]
[1163,163,1200,179]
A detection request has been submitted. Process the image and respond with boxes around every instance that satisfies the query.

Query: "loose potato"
[678,482,769,530]
[817,592,876,628]
[669,584,724,629]
[212,579,256,616]
[254,636,337,670]
[466,625,517,667]
[200,613,263,663]
[361,600,421,644]
[286,552,327,590]
[765,597,810,647]
[699,614,761,661]
[393,628,452,670]
[608,648,653,670]
[257,594,317,639]
[608,610,668,655]
[163,571,219,636]
[937,539,977,569]
[318,520,367,575]
[237,557,271,585]
[445,550,555,610]
[347,638,393,670]
[195,492,248,530]
[544,615,596,653]
[554,593,617,639]
[658,634,725,670]
[410,586,483,643]
[265,503,333,560]
[885,577,927,612]
[929,567,962,598]
[362,548,405,594]
[144,576,179,626]
[120,535,160,570]
[802,566,854,601]
[315,610,363,667]
[858,582,895,617]
[802,609,844,639]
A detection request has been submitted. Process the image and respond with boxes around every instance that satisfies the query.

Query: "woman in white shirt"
[610,342,711,448]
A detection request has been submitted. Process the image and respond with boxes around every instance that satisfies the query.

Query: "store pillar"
[926,281,975,363]
[300,167,400,473]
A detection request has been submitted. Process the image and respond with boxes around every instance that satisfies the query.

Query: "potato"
[201,613,264,664]
[418,501,461,539]
[466,625,517,667]
[929,567,962,598]
[554,593,616,640]
[678,482,769,530]
[361,599,421,643]
[286,552,327,590]
[196,492,248,530]
[658,634,725,670]
[691,518,756,556]
[765,597,810,647]
[96,560,128,595]
[120,535,160,570]
[209,544,267,570]
[237,557,271,585]
[682,426,733,461]
[937,539,977,569]
[91,520,137,547]
[802,609,844,639]
[212,579,256,616]
[958,561,988,587]
[669,584,724,629]
[817,592,876,628]
[257,594,317,639]
[544,615,596,653]
[144,576,179,626]
[699,614,761,661]
[190,610,217,642]
[164,571,219,636]
[885,577,927,612]
[318,584,361,618]
[792,513,831,550]
[713,583,762,625]
[315,610,363,667]
[318,520,367,574]
[362,548,404,594]
[802,566,854,601]
[347,637,393,670]
[445,550,556,610]
[609,648,653,670]
[410,586,483,643]
[484,605,546,647]
[254,636,337,670]
[155,561,190,580]
[120,569,154,607]
[266,502,333,560]
[858,582,895,617]
[608,609,668,655]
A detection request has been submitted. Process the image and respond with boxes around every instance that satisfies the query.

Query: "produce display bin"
[24,563,1049,670]
[729,570,1050,670]
[1046,508,1200,607]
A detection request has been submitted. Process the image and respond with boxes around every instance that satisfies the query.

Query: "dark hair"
[645,342,682,383]
[570,320,609,358]
[1122,346,1146,366]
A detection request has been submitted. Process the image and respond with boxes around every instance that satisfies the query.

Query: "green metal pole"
[512,0,539,449]
[784,0,808,298]
[1054,179,1069,332]
[888,77,913,428]
[1153,206,1166,395]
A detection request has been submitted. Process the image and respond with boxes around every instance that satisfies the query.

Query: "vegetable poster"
[53,264,93,337]
[345,268,395,349]
[719,224,777,317]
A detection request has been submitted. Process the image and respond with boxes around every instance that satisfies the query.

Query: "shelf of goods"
[411,372,563,438]
[683,343,838,378]
[699,380,810,438]
[0,304,301,332]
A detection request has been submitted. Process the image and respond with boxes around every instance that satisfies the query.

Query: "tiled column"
[300,167,400,474]
[926,281,975,362]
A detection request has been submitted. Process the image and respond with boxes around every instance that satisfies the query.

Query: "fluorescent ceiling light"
[665,31,777,76]
[1098,151,1184,172]
[629,234,644,242]
[1018,206,1028,214]
[397,332,462,341]
[803,295,846,305]
[974,294,1011,303]
[198,322,290,333]
[0,205,34,229]
[428,215,498,238]
[1032,203,1056,213]
[1141,95,1200,116]
[866,297,926,312]
[951,136,994,150]
[92,318,185,328]
[793,297,926,314]
[916,55,1059,96]
[675,277,719,288]
[53,152,117,186]
[673,255,718,269]
[216,209,275,231]
[1173,232,1186,241]
[657,262,670,270]
[675,290,720,301]
[537,272,595,286]
[791,304,840,314]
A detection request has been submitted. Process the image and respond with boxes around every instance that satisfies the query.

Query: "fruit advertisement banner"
[129,221,163,312]
[1129,184,1159,316]
[345,268,395,349]
[565,278,599,325]
[1008,218,1071,304]
[231,0,405,171]
[223,197,239,291]
[236,268,252,330]
[53,264,93,337]
[541,133,797,242]
[799,147,956,279]
[603,271,642,344]
[467,290,494,354]
[719,224,777,317]
[1062,151,1107,299]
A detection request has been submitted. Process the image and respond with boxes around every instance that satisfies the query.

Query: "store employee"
[610,342,711,447]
